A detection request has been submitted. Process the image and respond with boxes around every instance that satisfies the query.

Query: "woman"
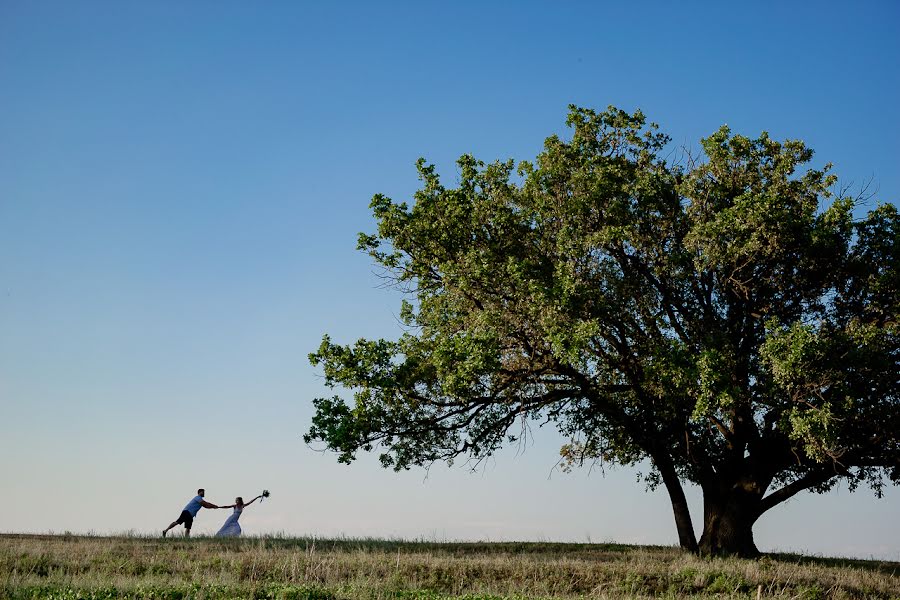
[215,493,263,537]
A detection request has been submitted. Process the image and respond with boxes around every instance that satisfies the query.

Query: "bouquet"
[261,489,270,501]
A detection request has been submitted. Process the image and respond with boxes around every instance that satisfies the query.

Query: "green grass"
[1,534,898,599]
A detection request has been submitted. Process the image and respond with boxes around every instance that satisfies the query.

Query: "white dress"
[216,507,243,537]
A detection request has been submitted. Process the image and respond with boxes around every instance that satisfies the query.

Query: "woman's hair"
[235,497,244,505]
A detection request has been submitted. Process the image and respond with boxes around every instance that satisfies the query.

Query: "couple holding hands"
[163,488,269,538]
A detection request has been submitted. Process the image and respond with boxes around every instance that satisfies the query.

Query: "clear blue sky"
[1,1,898,559]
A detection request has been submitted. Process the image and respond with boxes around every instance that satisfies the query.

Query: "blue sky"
[1,1,898,559]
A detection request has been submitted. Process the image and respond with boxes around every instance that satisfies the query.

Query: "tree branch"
[757,468,840,516]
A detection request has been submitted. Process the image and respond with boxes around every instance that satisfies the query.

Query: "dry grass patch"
[1,534,897,599]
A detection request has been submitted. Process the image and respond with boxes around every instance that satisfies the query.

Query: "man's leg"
[164,511,191,537]
[183,513,193,537]
[163,520,178,537]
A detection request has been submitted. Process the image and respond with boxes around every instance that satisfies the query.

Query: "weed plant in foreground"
[1,534,898,599]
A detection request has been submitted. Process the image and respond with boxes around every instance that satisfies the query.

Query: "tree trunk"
[653,453,699,553]
[667,481,699,553]
[698,485,761,557]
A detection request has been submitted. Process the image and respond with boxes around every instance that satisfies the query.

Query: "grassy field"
[1,534,898,599]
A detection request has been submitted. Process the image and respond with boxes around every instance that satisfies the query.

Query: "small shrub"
[705,572,750,594]
[795,584,824,600]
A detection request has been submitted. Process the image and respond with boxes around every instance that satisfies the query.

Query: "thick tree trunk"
[698,485,761,557]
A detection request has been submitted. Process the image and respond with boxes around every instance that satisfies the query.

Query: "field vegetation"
[2,534,898,599]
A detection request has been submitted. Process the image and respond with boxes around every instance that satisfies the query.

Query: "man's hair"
[198,488,205,495]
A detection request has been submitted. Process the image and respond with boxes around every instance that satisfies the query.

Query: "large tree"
[306,106,899,557]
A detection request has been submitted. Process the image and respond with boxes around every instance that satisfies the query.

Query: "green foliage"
[704,572,750,594]
[306,105,899,553]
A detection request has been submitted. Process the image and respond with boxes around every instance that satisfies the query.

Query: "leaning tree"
[306,106,899,556]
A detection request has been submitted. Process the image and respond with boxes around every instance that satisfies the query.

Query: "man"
[162,488,222,537]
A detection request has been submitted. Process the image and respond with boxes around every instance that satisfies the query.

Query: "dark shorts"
[174,510,194,530]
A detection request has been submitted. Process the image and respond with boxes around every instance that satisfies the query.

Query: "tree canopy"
[306,106,899,556]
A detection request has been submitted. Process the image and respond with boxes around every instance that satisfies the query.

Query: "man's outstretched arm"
[200,500,220,509]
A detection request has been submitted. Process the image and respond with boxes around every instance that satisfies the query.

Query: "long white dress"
[216,506,243,537]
